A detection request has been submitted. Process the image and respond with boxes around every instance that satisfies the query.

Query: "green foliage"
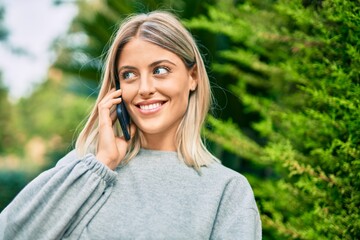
[0,91,25,157]
[189,0,360,239]
[16,78,93,145]
[0,79,18,154]
[0,6,12,153]
[0,170,33,211]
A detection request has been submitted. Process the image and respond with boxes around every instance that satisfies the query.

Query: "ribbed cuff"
[82,154,118,185]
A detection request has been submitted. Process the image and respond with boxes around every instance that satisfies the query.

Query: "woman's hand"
[96,88,134,170]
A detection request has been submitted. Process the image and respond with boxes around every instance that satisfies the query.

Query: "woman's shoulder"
[201,160,251,187]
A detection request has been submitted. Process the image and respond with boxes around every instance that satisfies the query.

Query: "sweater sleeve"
[0,150,117,240]
[210,175,262,240]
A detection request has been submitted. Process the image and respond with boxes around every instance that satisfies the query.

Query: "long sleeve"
[0,151,117,240]
[210,176,262,240]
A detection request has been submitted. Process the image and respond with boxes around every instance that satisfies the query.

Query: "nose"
[138,74,155,97]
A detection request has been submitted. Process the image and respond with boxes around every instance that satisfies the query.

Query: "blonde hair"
[75,11,217,169]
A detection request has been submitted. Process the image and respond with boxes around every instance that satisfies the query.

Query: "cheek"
[174,84,191,103]
[121,83,138,103]
[162,77,190,98]
[166,87,191,115]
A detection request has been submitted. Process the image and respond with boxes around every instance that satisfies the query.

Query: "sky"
[0,0,78,100]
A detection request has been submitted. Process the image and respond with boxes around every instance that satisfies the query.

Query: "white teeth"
[140,102,162,110]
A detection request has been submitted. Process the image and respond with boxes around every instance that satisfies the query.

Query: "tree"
[188,0,360,239]
[0,4,31,211]
[0,5,15,154]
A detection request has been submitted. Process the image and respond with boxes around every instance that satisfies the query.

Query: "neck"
[140,130,177,152]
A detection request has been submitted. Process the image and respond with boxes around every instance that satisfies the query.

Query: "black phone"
[114,67,131,141]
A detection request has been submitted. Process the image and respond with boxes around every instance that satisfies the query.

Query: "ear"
[188,64,198,91]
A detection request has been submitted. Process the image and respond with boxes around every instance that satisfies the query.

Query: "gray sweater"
[0,149,261,240]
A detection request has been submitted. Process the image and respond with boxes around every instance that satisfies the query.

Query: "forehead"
[118,38,183,66]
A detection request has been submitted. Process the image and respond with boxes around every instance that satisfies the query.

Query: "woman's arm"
[210,175,262,240]
[0,151,117,240]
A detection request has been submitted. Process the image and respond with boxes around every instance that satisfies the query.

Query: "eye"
[153,66,170,75]
[121,71,136,80]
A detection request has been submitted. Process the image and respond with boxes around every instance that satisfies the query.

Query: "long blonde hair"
[75,11,217,168]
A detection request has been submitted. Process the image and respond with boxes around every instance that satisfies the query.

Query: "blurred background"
[0,0,359,239]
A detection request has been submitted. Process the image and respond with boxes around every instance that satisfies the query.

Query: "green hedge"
[189,0,360,239]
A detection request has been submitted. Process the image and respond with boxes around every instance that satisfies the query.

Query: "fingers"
[98,89,122,127]
[100,88,122,108]
[110,107,118,123]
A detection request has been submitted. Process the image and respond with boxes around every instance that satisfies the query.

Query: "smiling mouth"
[137,101,165,111]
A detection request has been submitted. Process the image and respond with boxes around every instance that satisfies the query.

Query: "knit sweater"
[0,149,261,240]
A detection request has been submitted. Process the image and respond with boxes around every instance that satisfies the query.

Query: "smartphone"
[114,68,131,141]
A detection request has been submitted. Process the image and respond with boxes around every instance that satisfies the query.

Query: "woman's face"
[117,38,197,150]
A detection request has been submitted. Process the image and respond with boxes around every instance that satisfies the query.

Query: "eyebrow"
[118,65,137,72]
[118,59,177,72]
[149,59,177,68]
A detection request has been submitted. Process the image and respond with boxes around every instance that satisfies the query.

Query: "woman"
[0,11,261,239]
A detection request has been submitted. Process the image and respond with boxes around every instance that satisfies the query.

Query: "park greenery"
[0,0,359,239]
